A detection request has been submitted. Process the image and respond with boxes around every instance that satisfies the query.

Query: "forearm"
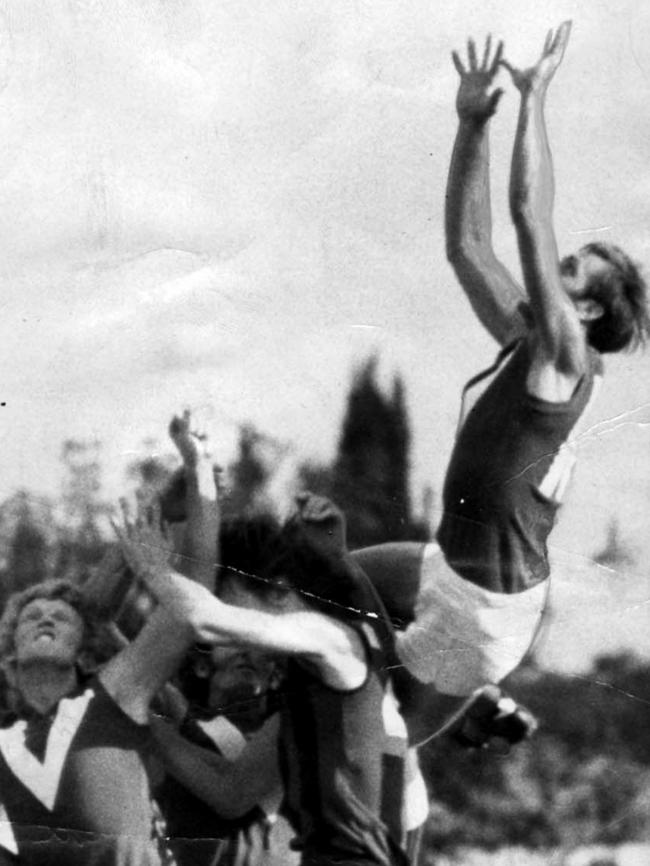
[151,719,276,818]
[99,606,195,723]
[81,546,133,620]
[509,91,555,228]
[141,566,326,657]
[446,119,494,259]
[446,119,527,344]
[509,89,569,339]
[179,461,219,591]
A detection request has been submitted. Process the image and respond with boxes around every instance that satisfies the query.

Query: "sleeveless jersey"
[437,341,603,593]
[0,679,164,866]
[280,622,410,866]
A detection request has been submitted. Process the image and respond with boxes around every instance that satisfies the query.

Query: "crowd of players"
[1,22,648,866]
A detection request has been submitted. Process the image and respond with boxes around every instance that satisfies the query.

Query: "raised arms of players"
[99,503,195,723]
[502,22,585,374]
[168,410,220,592]
[446,36,528,346]
[113,498,368,692]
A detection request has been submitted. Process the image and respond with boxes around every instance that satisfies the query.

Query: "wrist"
[185,461,215,490]
[518,81,548,103]
[458,113,491,130]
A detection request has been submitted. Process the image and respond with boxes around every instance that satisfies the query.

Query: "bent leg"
[355,542,546,746]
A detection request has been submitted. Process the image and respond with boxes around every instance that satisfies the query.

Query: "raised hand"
[81,545,130,618]
[452,35,504,122]
[500,21,572,95]
[169,410,205,469]
[112,494,175,584]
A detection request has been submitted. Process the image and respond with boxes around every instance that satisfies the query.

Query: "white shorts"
[395,543,548,696]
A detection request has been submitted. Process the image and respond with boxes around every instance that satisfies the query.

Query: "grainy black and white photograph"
[1,2,650,865]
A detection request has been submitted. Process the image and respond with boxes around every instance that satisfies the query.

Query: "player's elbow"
[208,790,252,820]
[211,771,269,819]
[446,237,482,276]
[167,596,214,643]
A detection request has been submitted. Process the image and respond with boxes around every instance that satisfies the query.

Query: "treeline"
[421,654,650,853]
[0,358,429,610]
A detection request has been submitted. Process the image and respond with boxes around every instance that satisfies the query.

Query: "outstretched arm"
[503,22,585,374]
[114,502,368,692]
[169,411,220,592]
[100,501,194,722]
[446,36,528,346]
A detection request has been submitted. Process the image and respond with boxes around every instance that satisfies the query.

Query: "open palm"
[501,22,571,93]
[452,35,504,121]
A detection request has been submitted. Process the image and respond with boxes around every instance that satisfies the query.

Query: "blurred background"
[1,1,650,863]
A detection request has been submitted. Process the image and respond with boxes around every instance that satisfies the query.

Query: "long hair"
[222,511,397,656]
[580,242,649,353]
[0,579,104,666]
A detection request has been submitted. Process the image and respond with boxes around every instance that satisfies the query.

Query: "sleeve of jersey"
[394,544,548,695]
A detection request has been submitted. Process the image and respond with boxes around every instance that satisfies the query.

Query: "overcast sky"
[1,0,649,671]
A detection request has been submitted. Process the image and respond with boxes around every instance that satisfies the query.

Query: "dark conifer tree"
[326,357,423,548]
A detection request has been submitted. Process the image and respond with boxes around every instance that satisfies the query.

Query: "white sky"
[1,0,650,672]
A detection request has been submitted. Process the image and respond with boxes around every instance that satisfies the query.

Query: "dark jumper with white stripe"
[438,339,603,593]
[222,516,411,866]
[0,679,163,866]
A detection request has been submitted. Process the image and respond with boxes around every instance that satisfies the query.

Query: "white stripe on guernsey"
[196,714,283,818]
[0,689,93,811]
[382,683,408,746]
[381,687,429,831]
[537,373,603,503]
[0,804,18,855]
[403,750,428,832]
[396,545,547,696]
[196,715,247,761]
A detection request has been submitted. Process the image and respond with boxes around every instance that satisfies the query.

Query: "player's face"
[208,646,278,703]
[560,249,612,302]
[14,598,85,667]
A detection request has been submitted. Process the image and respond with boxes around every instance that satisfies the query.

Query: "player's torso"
[438,342,602,591]
[280,625,409,866]
[0,683,162,866]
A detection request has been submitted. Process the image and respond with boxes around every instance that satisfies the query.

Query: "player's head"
[180,643,283,729]
[0,579,101,676]
[560,242,649,353]
[216,511,342,616]
[216,507,394,659]
[215,513,285,598]
[209,647,282,729]
[219,513,385,628]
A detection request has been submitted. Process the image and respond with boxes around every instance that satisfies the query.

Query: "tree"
[126,438,178,500]
[316,357,427,548]
[224,424,284,518]
[55,439,111,579]
[0,491,55,606]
